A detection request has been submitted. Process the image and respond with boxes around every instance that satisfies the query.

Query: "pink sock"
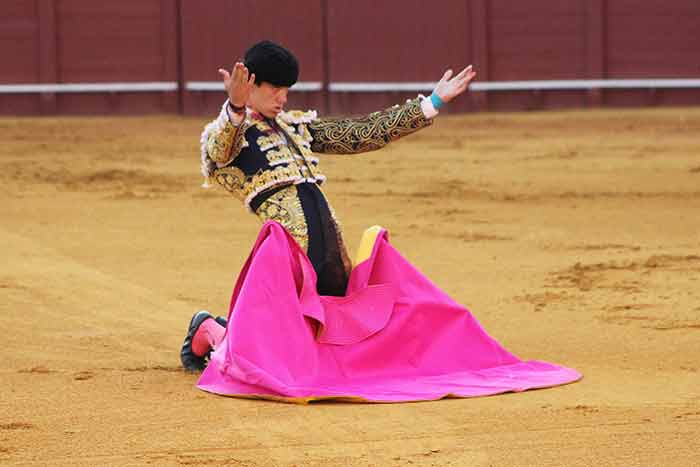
[192,318,226,356]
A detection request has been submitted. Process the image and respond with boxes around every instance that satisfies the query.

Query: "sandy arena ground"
[1,107,699,466]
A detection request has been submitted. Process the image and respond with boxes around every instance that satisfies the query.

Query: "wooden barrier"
[1,0,699,115]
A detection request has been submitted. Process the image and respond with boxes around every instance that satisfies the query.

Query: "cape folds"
[197,222,581,403]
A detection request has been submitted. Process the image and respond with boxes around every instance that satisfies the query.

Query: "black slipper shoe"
[215,316,228,328]
[180,310,214,372]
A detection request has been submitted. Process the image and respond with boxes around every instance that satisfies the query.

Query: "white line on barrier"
[2,79,699,94]
[186,81,323,91]
[330,79,700,92]
[329,82,435,92]
[471,79,700,91]
[0,82,178,93]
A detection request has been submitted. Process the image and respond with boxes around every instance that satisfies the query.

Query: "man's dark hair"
[243,40,299,87]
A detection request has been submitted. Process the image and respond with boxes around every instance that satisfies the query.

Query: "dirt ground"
[1,107,699,466]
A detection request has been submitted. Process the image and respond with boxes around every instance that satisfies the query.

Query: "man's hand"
[433,65,477,103]
[218,62,256,107]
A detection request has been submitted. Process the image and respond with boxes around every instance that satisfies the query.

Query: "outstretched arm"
[308,66,476,155]
[307,98,430,154]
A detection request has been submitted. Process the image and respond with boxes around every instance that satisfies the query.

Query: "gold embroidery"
[308,98,432,154]
[305,160,325,180]
[303,155,319,164]
[273,117,322,180]
[255,185,309,251]
[275,117,313,154]
[212,109,336,209]
[213,164,307,207]
[279,109,318,125]
[252,119,272,133]
[256,133,285,151]
[213,166,247,201]
[298,140,314,157]
[206,119,250,164]
[266,146,295,166]
[297,123,314,145]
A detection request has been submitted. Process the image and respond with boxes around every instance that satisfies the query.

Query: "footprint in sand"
[73,371,95,381]
[0,422,34,430]
[18,366,54,374]
[550,255,700,330]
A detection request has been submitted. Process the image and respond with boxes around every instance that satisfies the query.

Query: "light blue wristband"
[430,92,445,110]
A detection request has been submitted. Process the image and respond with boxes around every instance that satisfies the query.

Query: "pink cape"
[198,222,581,403]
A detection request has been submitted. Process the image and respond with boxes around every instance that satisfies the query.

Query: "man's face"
[249,82,289,118]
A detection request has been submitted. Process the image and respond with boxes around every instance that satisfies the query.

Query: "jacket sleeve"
[307,97,433,154]
[201,100,250,166]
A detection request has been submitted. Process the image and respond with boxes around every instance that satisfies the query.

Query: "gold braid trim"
[255,185,309,252]
[266,146,295,166]
[307,98,432,154]
[257,133,285,151]
[206,118,251,165]
[279,109,318,125]
[252,119,272,133]
[275,117,314,157]
[213,164,310,209]
[212,166,247,201]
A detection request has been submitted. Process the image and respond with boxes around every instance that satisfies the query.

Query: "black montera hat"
[244,40,299,87]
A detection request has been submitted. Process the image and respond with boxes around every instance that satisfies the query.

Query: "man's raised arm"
[202,63,257,163]
[308,65,476,155]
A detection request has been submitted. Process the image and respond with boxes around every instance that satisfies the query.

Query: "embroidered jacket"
[200,97,434,210]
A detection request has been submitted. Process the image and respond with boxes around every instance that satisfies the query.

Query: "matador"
[181,40,476,371]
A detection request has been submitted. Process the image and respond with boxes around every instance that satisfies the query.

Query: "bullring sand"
[1,108,699,465]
